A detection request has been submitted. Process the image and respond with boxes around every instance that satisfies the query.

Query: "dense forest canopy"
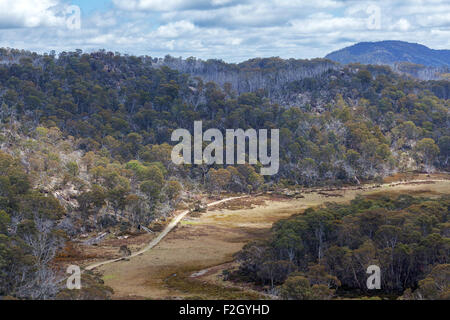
[234,193,449,300]
[0,150,65,298]
[0,48,448,186]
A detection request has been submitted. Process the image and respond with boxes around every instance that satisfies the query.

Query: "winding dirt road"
[85,177,449,299]
[85,196,248,271]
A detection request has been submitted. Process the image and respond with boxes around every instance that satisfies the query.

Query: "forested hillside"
[0,48,448,184]
[325,41,450,81]
[325,41,450,67]
[0,150,112,299]
[0,48,448,298]
[155,55,339,99]
[233,193,450,300]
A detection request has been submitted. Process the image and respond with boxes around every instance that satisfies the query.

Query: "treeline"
[155,55,338,97]
[0,150,114,299]
[233,194,449,299]
[0,150,65,298]
[2,125,184,230]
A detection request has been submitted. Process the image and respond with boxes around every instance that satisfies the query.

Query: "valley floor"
[81,175,450,299]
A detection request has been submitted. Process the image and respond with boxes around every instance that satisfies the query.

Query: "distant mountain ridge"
[325,41,450,67]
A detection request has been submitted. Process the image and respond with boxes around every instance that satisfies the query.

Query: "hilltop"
[325,40,450,67]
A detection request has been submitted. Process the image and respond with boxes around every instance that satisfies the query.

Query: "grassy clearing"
[102,274,116,281]
[209,197,267,211]
[180,220,202,225]
[165,267,266,300]
[94,179,449,299]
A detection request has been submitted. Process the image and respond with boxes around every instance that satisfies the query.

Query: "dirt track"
[89,177,450,299]
[85,196,247,271]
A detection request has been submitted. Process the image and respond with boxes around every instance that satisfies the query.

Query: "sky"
[0,0,449,62]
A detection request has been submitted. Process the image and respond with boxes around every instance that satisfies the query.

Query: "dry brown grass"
[208,197,267,211]
[383,172,449,183]
[82,178,450,300]
[164,265,266,300]
[54,242,97,262]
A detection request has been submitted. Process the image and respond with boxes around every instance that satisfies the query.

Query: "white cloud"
[90,11,118,28]
[154,20,196,37]
[291,15,363,33]
[113,0,182,11]
[0,0,66,28]
[112,0,229,11]
[392,18,411,32]
[415,12,450,27]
